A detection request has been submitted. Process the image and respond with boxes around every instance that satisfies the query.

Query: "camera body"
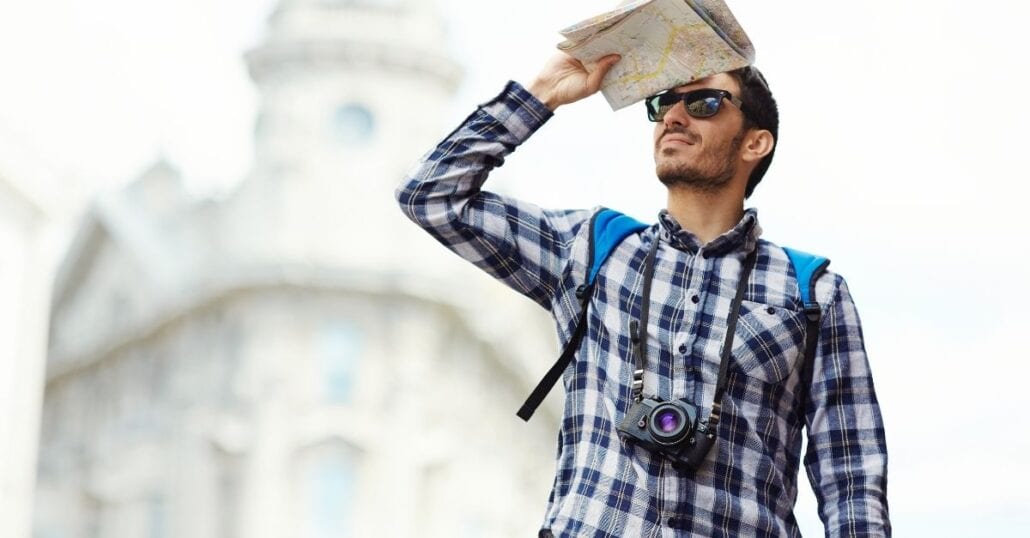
[617,397,717,472]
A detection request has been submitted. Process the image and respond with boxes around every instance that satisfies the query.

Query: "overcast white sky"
[2,0,1029,535]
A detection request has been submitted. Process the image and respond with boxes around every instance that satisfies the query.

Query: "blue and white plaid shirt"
[397,82,890,537]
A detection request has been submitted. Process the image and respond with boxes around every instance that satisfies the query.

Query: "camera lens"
[656,410,681,433]
[648,403,690,446]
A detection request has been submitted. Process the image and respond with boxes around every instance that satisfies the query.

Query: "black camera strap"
[628,234,660,401]
[629,235,759,430]
[709,246,758,428]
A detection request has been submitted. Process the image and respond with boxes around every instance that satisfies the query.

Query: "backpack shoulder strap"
[517,208,647,422]
[588,208,649,285]
[781,246,830,420]
[782,247,830,309]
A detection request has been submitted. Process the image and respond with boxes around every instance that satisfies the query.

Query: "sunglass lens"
[646,95,674,122]
[686,95,721,118]
[646,96,660,121]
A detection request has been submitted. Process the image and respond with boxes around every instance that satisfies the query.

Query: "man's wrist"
[526,79,561,111]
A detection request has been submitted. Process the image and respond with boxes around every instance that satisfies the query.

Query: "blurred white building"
[34,1,562,536]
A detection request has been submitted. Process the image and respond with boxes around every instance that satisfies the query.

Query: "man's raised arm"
[395,53,619,308]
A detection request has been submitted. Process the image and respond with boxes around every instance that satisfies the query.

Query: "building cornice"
[245,39,462,91]
[44,265,551,420]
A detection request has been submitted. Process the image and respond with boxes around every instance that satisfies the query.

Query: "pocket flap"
[730,301,807,384]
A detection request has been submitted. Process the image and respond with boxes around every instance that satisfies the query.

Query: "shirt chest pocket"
[729,300,808,384]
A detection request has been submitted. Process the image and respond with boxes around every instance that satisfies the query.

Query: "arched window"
[318,322,363,404]
[296,441,361,538]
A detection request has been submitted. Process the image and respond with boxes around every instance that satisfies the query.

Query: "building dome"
[246,0,460,92]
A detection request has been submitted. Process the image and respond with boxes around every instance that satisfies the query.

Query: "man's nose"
[662,101,692,127]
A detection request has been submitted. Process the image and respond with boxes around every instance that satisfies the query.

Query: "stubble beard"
[655,127,745,194]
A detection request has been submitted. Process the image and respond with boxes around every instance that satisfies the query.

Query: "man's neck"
[665,187,746,246]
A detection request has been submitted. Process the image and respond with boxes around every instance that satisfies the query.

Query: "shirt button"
[766,306,776,314]
[678,344,688,354]
[690,295,700,304]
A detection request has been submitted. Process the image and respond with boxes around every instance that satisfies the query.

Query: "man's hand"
[527,53,621,111]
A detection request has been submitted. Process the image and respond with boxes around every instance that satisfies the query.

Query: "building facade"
[35,1,562,536]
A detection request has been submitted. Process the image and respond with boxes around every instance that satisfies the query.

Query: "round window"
[333,104,375,145]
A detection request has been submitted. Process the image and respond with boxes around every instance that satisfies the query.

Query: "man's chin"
[656,163,698,186]
[656,167,733,193]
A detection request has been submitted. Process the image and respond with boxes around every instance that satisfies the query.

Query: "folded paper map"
[558,0,755,110]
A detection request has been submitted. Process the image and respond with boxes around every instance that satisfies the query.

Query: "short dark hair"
[727,66,778,198]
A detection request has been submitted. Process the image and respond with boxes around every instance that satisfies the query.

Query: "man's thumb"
[586,54,621,93]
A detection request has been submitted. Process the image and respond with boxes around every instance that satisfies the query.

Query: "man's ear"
[741,129,774,164]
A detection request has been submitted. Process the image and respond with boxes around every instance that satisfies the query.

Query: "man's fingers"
[531,52,620,109]
[586,54,621,92]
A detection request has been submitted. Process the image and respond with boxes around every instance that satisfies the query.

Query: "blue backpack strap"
[518,208,647,422]
[588,208,649,286]
[782,247,830,309]
[782,246,830,420]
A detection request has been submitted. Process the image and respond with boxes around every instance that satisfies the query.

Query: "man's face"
[652,73,748,193]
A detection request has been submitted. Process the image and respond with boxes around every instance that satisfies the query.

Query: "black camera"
[616,397,717,472]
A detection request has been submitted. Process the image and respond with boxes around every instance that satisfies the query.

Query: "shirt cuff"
[478,81,554,143]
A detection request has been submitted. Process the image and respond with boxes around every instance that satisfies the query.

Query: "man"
[396,52,890,537]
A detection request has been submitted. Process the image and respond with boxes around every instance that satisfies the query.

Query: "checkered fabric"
[396,82,890,537]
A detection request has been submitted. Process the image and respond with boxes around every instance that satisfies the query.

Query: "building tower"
[35,1,561,537]
[230,0,463,270]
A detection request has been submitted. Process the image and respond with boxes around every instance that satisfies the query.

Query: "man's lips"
[660,134,695,147]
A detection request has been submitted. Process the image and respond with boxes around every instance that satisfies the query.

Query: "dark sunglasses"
[645,89,744,122]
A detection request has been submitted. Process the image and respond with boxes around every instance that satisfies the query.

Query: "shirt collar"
[657,207,762,256]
